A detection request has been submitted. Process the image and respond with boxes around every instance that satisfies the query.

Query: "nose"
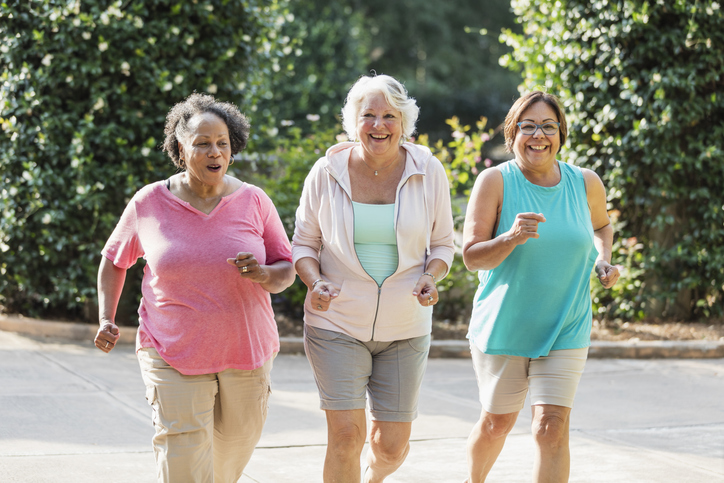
[208,143,221,157]
[531,127,546,138]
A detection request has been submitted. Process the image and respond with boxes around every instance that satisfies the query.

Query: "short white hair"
[341,75,419,142]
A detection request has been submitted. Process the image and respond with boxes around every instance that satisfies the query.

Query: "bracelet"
[311,278,324,289]
[422,272,437,284]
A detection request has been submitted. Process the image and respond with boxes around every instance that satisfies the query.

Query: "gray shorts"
[304,325,430,422]
[471,343,588,414]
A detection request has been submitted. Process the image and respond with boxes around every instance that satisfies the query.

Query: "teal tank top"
[468,160,598,358]
[352,202,398,286]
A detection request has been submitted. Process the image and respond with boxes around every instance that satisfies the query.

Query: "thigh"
[470,343,530,414]
[138,347,218,431]
[215,355,274,436]
[304,325,372,411]
[528,348,588,408]
[213,356,275,482]
[367,334,430,422]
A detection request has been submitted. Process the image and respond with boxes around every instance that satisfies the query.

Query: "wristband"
[422,272,437,284]
[312,278,324,289]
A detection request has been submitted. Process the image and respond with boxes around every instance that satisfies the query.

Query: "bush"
[0,0,292,321]
[500,0,724,319]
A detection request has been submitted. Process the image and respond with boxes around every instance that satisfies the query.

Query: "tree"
[501,0,724,319]
[353,0,521,141]
[0,0,292,320]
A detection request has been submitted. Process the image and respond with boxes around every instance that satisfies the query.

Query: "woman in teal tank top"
[461,92,620,483]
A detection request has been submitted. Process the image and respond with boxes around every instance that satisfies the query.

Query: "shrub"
[0,0,292,321]
[500,0,724,319]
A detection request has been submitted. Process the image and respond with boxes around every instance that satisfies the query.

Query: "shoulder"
[132,181,165,204]
[578,167,604,189]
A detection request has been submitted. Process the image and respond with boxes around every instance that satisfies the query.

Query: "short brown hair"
[503,91,568,154]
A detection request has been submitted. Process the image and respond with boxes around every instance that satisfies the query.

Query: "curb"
[1,315,723,359]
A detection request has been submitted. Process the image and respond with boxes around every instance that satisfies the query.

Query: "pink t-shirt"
[102,181,292,375]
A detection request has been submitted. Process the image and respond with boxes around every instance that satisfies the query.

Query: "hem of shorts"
[529,396,575,409]
[369,410,417,423]
[320,398,367,411]
[481,401,525,415]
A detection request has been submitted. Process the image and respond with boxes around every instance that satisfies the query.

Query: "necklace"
[359,150,403,176]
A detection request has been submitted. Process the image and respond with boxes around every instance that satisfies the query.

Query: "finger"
[411,280,426,296]
[235,252,254,261]
[519,212,546,223]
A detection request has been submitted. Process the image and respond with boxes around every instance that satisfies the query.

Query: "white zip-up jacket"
[292,141,455,341]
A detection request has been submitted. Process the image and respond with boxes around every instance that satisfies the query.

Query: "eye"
[384,114,396,119]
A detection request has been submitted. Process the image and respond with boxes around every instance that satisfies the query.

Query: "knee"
[328,424,366,457]
[532,413,568,450]
[369,435,409,466]
[478,412,517,441]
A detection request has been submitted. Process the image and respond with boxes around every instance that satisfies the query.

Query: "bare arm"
[94,256,126,353]
[583,169,619,289]
[462,168,546,271]
[226,253,295,294]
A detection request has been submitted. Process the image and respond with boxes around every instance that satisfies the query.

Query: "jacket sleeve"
[427,157,456,278]
[292,159,324,265]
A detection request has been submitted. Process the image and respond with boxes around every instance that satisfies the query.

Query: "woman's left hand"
[227,252,268,285]
[595,260,620,289]
[412,274,438,307]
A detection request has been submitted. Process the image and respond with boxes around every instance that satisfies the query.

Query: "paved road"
[1,330,722,482]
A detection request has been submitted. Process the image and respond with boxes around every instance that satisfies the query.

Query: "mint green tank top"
[352,202,398,286]
[468,160,598,358]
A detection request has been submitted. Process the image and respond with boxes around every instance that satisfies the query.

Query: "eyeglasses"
[517,121,560,136]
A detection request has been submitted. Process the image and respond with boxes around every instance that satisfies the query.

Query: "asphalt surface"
[0,319,723,482]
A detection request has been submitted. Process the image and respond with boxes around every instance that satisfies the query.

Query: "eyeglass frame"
[516,121,561,136]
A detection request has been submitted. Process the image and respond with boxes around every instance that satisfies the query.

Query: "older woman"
[293,74,455,482]
[462,91,620,482]
[93,93,295,482]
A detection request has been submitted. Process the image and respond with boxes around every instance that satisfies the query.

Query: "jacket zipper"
[324,164,422,341]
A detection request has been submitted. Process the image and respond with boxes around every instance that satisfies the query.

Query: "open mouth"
[370,134,389,140]
[528,145,548,151]
[207,164,222,172]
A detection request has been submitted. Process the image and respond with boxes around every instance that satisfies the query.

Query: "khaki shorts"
[304,325,430,422]
[471,344,588,414]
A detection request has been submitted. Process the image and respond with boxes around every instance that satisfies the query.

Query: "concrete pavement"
[0,328,722,482]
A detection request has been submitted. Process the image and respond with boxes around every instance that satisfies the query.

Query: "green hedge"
[501,0,724,319]
[0,0,292,319]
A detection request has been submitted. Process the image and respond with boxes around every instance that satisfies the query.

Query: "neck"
[515,159,560,187]
[357,147,404,176]
[184,173,226,200]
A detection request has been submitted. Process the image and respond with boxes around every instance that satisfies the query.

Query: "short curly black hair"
[162,93,250,168]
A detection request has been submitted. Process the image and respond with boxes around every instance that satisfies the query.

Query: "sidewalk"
[0,320,723,482]
[2,314,724,359]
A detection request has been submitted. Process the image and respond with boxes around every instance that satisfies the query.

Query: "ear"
[178,140,185,159]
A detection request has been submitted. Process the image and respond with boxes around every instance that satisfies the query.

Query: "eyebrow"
[520,118,558,123]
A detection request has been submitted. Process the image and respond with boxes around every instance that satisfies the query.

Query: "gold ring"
[242,266,248,273]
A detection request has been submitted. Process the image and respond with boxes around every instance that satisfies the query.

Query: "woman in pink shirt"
[94,93,295,482]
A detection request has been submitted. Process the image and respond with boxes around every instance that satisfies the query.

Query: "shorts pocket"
[406,334,431,353]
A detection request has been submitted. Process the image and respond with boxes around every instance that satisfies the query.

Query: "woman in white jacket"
[293,74,455,482]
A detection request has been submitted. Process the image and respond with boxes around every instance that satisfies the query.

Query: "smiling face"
[513,101,561,172]
[178,112,231,188]
[356,92,403,162]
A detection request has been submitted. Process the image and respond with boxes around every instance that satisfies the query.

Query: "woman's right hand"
[505,212,546,245]
[94,321,120,353]
[310,280,339,312]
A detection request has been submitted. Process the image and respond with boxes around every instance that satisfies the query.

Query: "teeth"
[370,134,388,139]
[529,146,547,151]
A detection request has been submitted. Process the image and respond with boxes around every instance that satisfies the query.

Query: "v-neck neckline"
[161,180,246,216]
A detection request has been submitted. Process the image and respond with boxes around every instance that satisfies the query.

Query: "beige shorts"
[470,344,588,414]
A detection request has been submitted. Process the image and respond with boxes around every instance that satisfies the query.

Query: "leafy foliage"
[501,0,724,319]
[419,117,495,321]
[0,0,292,320]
